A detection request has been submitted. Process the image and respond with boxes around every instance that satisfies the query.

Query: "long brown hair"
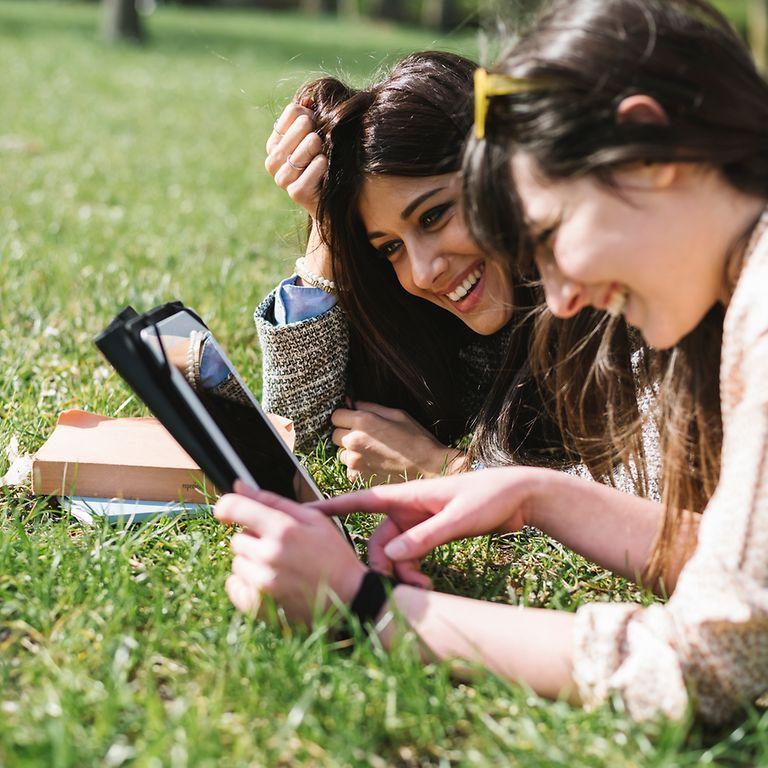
[463,0,768,579]
[296,52,567,462]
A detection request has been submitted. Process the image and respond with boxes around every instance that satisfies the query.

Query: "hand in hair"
[330,401,464,486]
[265,99,332,280]
[311,467,535,585]
[266,100,328,216]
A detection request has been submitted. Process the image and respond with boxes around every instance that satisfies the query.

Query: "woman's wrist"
[371,585,407,650]
[499,466,554,532]
[298,219,333,285]
[295,256,336,293]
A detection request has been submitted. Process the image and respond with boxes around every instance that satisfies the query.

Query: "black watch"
[336,570,397,641]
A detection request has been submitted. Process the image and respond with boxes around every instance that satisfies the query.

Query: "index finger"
[310,479,447,518]
[352,401,406,422]
[266,102,315,154]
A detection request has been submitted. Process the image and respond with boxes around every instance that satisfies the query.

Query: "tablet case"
[95,301,352,543]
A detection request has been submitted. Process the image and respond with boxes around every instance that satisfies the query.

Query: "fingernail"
[384,540,408,560]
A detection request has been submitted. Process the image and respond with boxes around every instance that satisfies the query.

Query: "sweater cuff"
[572,601,690,722]
[254,293,348,366]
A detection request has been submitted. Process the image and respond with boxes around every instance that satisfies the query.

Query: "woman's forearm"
[378,586,578,702]
[525,470,699,592]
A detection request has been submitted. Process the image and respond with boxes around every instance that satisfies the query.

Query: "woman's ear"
[616,94,669,127]
[615,95,676,189]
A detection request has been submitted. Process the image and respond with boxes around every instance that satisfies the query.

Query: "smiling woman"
[253,51,585,486]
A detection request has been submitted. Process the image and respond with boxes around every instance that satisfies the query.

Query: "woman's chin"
[462,306,513,335]
[638,321,684,351]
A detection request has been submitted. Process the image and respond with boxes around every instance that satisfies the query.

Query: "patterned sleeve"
[254,292,349,454]
[572,328,768,723]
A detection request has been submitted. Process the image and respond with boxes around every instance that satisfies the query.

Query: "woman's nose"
[545,279,588,318]
[538,255,587,318]
[409,243,446,291]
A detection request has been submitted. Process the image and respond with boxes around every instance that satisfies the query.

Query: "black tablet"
[95,301,351,541]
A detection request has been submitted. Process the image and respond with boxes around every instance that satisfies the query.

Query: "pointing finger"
[382,503,469,562]
[311,478,450,518]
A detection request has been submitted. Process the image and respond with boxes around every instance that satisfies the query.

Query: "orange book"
[32,410,213,502]
[32,409,295,503]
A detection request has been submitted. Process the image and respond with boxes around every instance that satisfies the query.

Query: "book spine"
[31,460,216,503]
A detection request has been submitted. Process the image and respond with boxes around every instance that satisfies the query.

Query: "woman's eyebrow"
[367,187,448,240]
[401,187,446,220]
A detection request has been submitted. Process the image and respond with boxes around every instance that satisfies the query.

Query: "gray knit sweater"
[254,291,510,454]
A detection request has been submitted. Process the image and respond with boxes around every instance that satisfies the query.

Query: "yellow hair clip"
[474,68,559,139]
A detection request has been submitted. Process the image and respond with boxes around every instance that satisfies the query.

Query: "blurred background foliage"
[96,0,762,54]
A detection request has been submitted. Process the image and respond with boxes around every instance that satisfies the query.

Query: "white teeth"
[606,290,628,317]
[447,266,484,303]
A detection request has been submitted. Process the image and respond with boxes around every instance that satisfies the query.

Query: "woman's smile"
[440,260,485,311]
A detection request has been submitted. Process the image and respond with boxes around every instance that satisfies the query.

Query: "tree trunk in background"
[370,0,401,21]
[748,0,768,71]
[101,0,144,44]
[300,0,337,12]
[421,0,455,30]
[338,0,359,18]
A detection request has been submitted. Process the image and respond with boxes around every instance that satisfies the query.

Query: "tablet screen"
[139,310,322,504]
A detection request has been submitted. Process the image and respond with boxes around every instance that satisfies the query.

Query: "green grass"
[1,2,767,765]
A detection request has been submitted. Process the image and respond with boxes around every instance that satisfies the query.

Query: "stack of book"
[32,409,295,524]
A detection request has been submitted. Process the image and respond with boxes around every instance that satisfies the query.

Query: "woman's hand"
[265,101,326,219]
[265,100,332,281]
[331,401,465,485]
[312,467,541,583]
[214,481,367,626]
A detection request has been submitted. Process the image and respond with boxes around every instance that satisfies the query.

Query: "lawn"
[1,2,767,766]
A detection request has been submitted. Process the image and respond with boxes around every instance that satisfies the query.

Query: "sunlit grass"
[1,2,767,765]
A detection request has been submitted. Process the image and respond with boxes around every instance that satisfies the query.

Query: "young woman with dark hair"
[215,0,768,725]
[256,51,558,483]
[256,50,654,489]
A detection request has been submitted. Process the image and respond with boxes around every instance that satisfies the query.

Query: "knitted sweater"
[254,291,510,454]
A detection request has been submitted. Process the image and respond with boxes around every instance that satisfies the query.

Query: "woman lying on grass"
[215,0,768,724]
[253,51,657,488]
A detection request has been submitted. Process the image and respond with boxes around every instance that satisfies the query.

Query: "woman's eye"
[535,226,557,248]
[420,203,452,229]
[376,240,402,260]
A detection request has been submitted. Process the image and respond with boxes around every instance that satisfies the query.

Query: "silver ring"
[287,155,309,171]
[273,121,285,137]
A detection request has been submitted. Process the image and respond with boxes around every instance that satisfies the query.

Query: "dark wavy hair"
[294,51,567,463]
[463,0,768,579]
